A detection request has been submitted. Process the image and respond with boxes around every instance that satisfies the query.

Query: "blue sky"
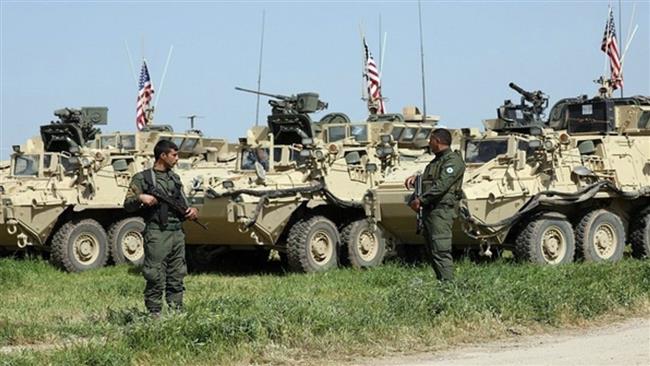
[1,1,648,159]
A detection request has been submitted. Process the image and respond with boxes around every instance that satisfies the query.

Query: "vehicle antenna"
[181,115,205,131]
[417,0,427,123]
[154,45,174,108]
[124,40,138,88]
[378,14,382,71]
[255,10,266,127]
[618,0,623,97]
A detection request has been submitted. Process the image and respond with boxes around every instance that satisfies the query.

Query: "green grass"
[1,257,649,365]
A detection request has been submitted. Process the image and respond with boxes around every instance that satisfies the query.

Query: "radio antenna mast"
[417,0,427,122]
[155,45,174,108]
[255,10,266,127]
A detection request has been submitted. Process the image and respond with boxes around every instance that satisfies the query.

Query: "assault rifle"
[149,187,208,230]
[408,174,424,234]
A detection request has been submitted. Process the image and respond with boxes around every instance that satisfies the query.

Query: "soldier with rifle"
[124,140,200,317]
[405,128,465,281]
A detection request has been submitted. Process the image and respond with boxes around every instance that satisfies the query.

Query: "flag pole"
[255,10,266,127]
[417,0,427,123]
[359,24,368,103]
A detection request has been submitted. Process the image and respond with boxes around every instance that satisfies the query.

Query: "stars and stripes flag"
[601,7,623,90]
[363,38,385,114]
[136,60,154,130]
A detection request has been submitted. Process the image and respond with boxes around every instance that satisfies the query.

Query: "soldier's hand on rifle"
[405,175,417,189]
[139,194,158,207]
[409,197,421,212]
[185,207,199,221]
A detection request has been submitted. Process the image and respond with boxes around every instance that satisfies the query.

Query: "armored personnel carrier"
[367,82,650,265]
[181,90,440,272]
[461,86,650,264]
[0,107,234,272]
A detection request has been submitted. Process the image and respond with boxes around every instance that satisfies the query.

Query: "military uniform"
[124,169,188,313]
[419,148,465,281]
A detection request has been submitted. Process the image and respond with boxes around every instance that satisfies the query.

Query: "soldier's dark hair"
[431,128,452,145]
[154,140,179,161]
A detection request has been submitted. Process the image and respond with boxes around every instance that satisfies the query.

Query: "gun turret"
[494,83,549,130]
[508,82,549,120]
[41,107,108,153]
[235,86,328,115]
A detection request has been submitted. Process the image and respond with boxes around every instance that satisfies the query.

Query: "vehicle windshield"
[465,139,508,163]
[350,125,368,142]
[121,135,136,150]
[101,135,118,149]
[240,147,270,171]
[13,154,40,176]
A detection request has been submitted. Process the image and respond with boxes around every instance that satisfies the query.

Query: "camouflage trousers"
[423,207,455,281]
[142,227,187,313]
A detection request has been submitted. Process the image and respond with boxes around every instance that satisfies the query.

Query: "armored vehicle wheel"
[341,219,386,268]
[108,217,145,266]
[287,215,339,273]
[630,207,650,259]
[514,213,575,265]
[575,209,625,262]
[51,218,109,272]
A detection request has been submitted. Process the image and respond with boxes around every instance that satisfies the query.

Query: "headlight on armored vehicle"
[222,180,234,189]
[543,140,556,151]
[559,133,570,145]
[528,140,542,149]
[314,150,325,160]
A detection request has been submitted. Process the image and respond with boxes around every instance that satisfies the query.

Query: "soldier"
[124,140,199,316]
[405,128,465,281]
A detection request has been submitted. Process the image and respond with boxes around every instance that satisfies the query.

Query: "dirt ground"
[359,317,650,366]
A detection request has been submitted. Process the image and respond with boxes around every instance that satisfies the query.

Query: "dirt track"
[363,318,650,366]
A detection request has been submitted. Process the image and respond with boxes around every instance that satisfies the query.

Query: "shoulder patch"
[445,166,454,174]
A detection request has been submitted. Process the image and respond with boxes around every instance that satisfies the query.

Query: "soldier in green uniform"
[124,140,199,316]
[405,128,465,281]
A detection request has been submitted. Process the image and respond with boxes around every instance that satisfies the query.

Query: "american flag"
[601,7,623,90]
[363,38,385,114]
[136,60,154,130]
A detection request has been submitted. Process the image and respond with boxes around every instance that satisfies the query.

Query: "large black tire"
[286,215,339,273]
[50,218,109,272]
[341,219,386,269]
[108,217,145,266]
[630,207,650,259]
[514,213,575,265]
[575,209,625,262]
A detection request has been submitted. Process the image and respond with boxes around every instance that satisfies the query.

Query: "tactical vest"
[142,169,184,227]
[421,150,464,208]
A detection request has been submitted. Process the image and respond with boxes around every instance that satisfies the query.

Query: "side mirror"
[254,162,266,183]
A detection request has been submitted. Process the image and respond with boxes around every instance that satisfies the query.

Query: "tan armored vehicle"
[0,107,233,272]
[181,91,439,272]
[367,82,650,265]
[461,89,650,264]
